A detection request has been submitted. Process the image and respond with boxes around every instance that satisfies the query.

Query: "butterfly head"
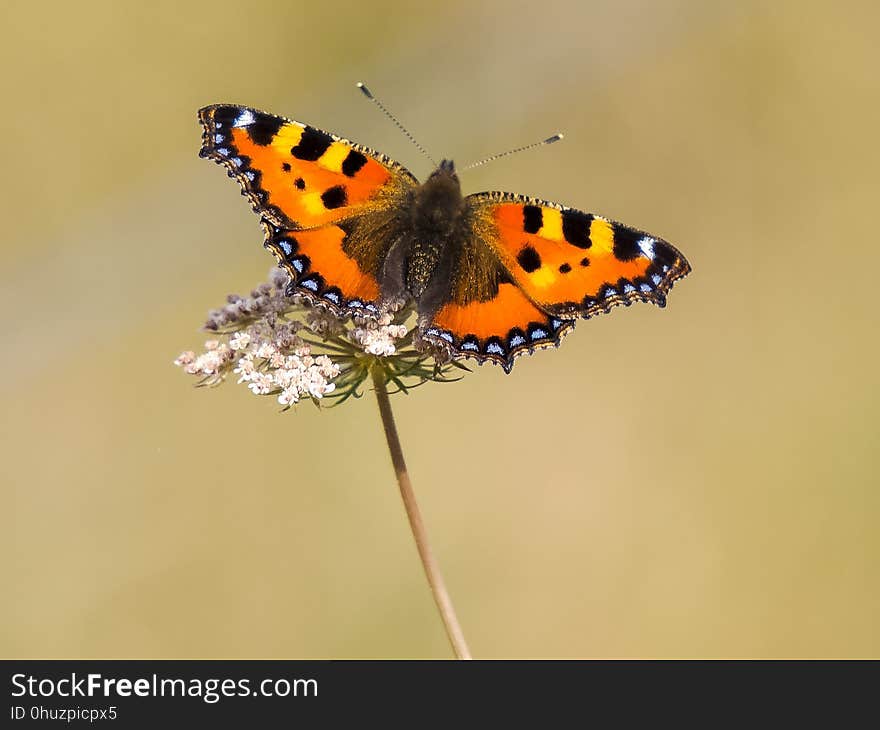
[416,159,464,232]
[422,159,461,207]
[428,158,458,182]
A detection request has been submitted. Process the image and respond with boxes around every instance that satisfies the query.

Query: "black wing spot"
[517,245,542,273]
[282,163,291,172]
[562,211,592,249]
[291,127,333,161]
[294,177,306,190]
[210,106,239,127]
[341,149,368,177]
[321,185,348,209]
[580,257,590,267]
[246,113,284,146]
[613,225,643,261]
[523,205,543,234]
[651,240,678,269]
[559,263,572,274]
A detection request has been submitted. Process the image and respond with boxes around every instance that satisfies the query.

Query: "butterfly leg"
[378,235,413,313]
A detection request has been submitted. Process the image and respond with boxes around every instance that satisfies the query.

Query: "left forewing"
[199,104,417,230]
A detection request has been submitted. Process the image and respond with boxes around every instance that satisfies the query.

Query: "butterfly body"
[383,159,468,305]
[199,104,691,372]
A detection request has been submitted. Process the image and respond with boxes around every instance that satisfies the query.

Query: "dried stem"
[371,365,472,659]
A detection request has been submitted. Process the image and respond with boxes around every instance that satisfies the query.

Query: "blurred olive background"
[2,0,878,658]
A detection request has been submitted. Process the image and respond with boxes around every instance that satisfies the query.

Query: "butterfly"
[198,99,690,372]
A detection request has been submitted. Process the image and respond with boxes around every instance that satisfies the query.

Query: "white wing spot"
[637,237,656,259]
[234,109,256,127]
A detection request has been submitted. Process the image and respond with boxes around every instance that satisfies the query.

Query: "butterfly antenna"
[460,133,564,172]
[357,82,437,166]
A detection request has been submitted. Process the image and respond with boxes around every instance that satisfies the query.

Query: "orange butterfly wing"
[260,222,383,315]
[468,192,691,319]
[424,281,575,372]
[199,104,415,313]
[422,193,690,371]
[418,231,575,372]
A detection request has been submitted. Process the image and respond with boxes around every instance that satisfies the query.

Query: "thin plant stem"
[371,365,472,659]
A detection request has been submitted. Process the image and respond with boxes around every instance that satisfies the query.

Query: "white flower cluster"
[174,340,234,378]
[234,345,339,405]
[175,268,459,410]
[175,316,339,406]
[348,313,409,356]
